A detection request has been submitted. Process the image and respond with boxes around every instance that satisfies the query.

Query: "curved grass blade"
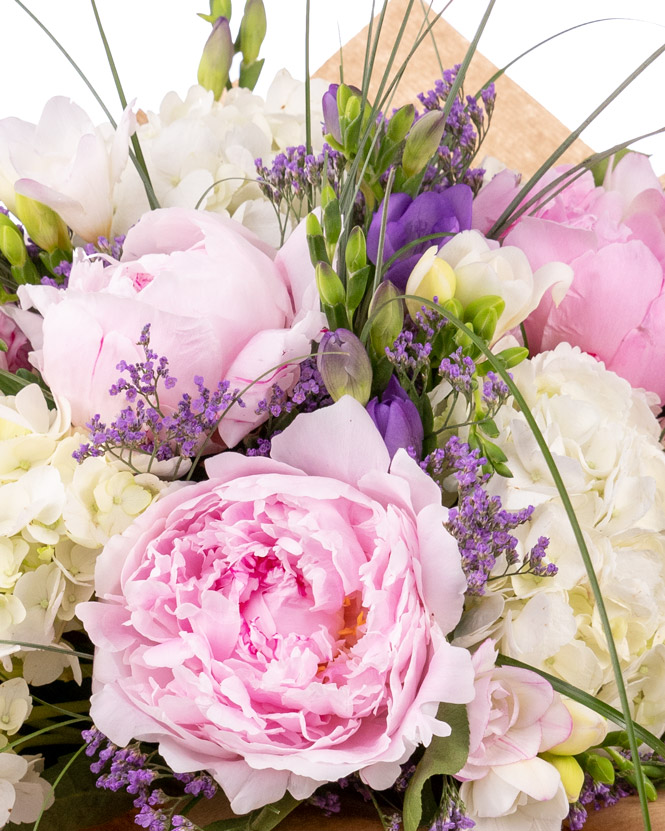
[497,654,665,759]
[0,638,93,660]
[488,40,665,238]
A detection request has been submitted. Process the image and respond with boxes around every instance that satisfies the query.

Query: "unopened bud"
[368,280,403,357]
[197,16,234,99]
[317,329,372,406]
[345,226,367,274]
[0,223,27,267]
[14,193,71,254]
[239,0,267,65]
[540,753,585,802]
[322,84,342,145]
[548,701,608,757]
[386,104,415,144]
[315,262,345,307]
[402,111,446,179]
[405,246,456,320]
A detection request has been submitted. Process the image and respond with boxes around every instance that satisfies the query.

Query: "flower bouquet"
[0,1,664,830]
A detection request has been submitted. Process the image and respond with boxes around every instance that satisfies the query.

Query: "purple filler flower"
[366,375,424,459]
[367,186,473,291]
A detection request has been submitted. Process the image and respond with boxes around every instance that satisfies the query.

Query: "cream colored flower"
[0,678,31,736]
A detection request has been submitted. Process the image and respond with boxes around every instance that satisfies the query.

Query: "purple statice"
[82,234,126,260]
[415,67,495,193]
[386,329,432,382]
[436,350,512,433]
[255,357,332,420]
[255,143,345,237]
[246,437,273,457]
[393,763,417,793]
[308,791,342,817]
[481,371,509,407]
[386,813,402,831]
[568,773,635,829]
[173,771,217,800]
[422,436,556,594]
[439,349,476,396]
[74,325,242,474]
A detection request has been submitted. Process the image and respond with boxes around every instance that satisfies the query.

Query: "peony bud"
[317,329,372,406]
[197,16,234,99]
[366,375,424,459]
[13,193,71,254]
[547,701,608,757]
[402,111,446,178]
[405,245,456,320]
[239,0,267,65]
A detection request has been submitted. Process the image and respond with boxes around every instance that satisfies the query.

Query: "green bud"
[345,227,367,274]
[591,148,633,187]
[315,262,345,307]
[11,261,39,286]
[386,104,415,144]
[0,225,27,267]
[306,213,329,267]
[0,339,7,353]
[322,196,341,248]
[346,265,371,315]
[336,84,354,115]
[494,346,528,369]
[211,0,231,17]
[238,58,264,91]
[317,328,372,406]
[472,306,498,343]
[14,193,71,254]
[402,111,446,178]
[197,17,234,99]
[463,295,505,323]
[239,0,267,65]
[623,770,658,801]
[344,94,361,124]
[453,325,475,352]
[583,753,615,785]
[439,296,464,321]
[368,280,403,357]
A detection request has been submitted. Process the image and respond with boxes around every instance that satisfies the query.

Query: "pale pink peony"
[457,640,572,830]
[78,397,474,814]
[494,154,665,400]
[0,308,30,373]
[19,207,323,447]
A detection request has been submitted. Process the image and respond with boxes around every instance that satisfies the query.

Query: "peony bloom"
[502,154,665,401]
[19,207,323,447]
[0,97,134,242]
[78,397,474,814]
[456,640,571,830]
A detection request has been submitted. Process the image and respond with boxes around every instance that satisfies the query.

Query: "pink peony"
[457,640,572,829]
[19,207,323,446]
[78,397,474,813]
[0,308,30,374]
[496,154,665,400]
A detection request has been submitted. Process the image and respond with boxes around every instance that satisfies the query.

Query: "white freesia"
[456,344,665,732]
[436,230,572,342]
[0,97,134,242]
[461,777,569,831]
[111,70,328,246]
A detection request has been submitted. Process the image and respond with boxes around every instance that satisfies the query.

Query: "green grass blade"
[0,638,93,660]
[305,0,312,161]
[488,40,665,238]
[419,0,445,78]
[89,0,159,210]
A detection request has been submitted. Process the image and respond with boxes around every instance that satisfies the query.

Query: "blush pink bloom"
[496,154,665,400]
[19,207,323,447]
[457,640,572,830]
[77,396,474,814]
[0,308,30,374]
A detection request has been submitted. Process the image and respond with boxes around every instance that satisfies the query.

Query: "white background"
[2,1,665,173]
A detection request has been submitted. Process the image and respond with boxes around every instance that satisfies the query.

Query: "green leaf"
[249,793,301,831]
[203,814,259,831]
[402,703,469,831]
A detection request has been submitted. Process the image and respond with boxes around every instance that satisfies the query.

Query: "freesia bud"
[402,111,446,178]
[322,84,342,145]
[387,104,415,144]
[14,193,71,254]
[211,0,231,18]
[366,375,424,459]
[315,262,345,307]
[197,16,234,99]
[547,701,608,756]
[239,0,267,65]
[0,225,27,267]
[345,226,367,274]
[368,280,403,357]
[405,245,456,320]
[541,753,585,802]
[317,329,372,406]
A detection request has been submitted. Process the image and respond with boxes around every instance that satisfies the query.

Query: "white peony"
[456,344,665,732]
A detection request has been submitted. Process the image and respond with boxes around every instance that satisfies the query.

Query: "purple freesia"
[322,84,341,143]
[367,186,473,291]
[366,375,424,459]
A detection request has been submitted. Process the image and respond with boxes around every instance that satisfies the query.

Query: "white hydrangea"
[0,385,168,685]
[455,344,665,732]
[112,70,329,247]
